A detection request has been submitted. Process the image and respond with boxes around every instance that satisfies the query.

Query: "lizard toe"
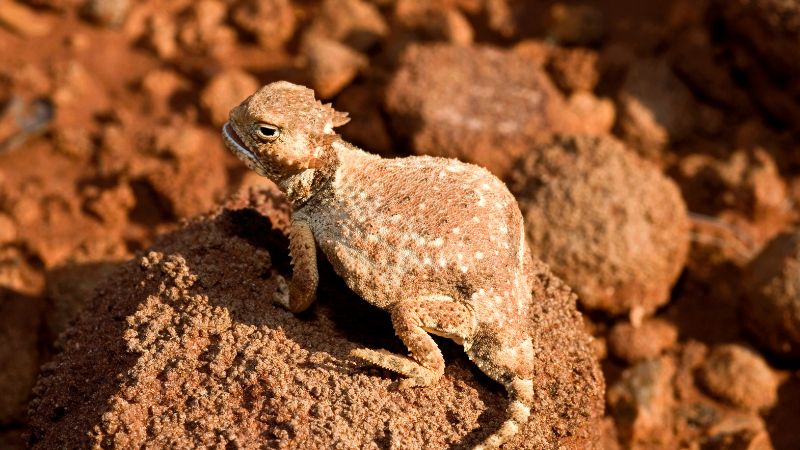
[350,348,438,386]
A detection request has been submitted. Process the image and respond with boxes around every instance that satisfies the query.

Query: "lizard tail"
[473,377,533,449]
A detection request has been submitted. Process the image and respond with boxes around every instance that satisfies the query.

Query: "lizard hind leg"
[350,295,476,389]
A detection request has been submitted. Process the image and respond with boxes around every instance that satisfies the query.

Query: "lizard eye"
[255,123,280,142]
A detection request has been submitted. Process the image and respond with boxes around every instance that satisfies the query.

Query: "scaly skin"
[222,81,536,448]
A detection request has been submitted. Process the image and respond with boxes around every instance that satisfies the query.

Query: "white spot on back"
[476,190,486,206]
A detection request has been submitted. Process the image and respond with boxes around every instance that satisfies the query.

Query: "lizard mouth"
[222,122,268,176]
[222,122,254,159]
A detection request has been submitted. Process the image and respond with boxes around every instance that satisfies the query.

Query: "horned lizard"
[222,81,536,449]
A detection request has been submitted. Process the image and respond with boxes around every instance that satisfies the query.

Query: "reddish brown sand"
[0,0,799,449]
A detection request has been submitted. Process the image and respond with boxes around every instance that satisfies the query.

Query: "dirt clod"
[307,0,388,52]
[230,0,296,50]
[616,58,698,161]
[510,135,690,316]
[608,318,678,363]
[607,356,676,448]
[743,230,800,361]
[697,344,778,411]
[703,413,773,450]
[301,36,368,100]
[85,0,130,28]
[201,69,260,127]
[385,43,582,178]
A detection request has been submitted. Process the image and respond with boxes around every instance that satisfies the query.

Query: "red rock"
[717,0,800,77]
[52,126,93,160]
[137,125,228,219]
[394,0,474,46]
[509,135,690,316]
[176,0,237,56]
[0,0,52,37]
[546,47,600,93]
[385,43,582,178]
[743,230,800,361]
[697,344,778,411]
[607,356,676,448]
[141,69,190,118]
[200,69,259,127]
[85,0,131,28]
[484,0,515,37]
[301,36,367,100]
[82,182,135,226]
[608,318,678,363]
[510,41,551,70]
[674,148,790,246]
[0,246,43,296]
[617,59,698,161]
[703,413,773,450]
[230,0,295,50]
[334,83,394,156]
[307,0,388,51]
[546,3,605,46]
[566,92,615,135]
[0,213,17,245]
[144,13,177,59]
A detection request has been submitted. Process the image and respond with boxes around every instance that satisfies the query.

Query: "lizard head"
[222,81,350,179]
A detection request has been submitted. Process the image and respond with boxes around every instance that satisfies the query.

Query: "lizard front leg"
[278,219,319,313]
[351,296,476,388]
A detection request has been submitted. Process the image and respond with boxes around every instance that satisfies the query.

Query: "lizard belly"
[316,219,436,310]
[324,239,407,309]
[312,209,516,312]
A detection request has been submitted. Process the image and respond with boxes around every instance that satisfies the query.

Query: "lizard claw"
[272,274,290,308]
[397,376,427,389]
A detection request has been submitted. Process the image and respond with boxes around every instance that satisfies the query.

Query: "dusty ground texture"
[0,0,799,449]
[27,187,603,449]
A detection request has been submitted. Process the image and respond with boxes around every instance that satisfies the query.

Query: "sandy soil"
[0,0,799,449]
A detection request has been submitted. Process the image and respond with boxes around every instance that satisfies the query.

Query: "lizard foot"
[350,348,439,388]
[272,274,290,308]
